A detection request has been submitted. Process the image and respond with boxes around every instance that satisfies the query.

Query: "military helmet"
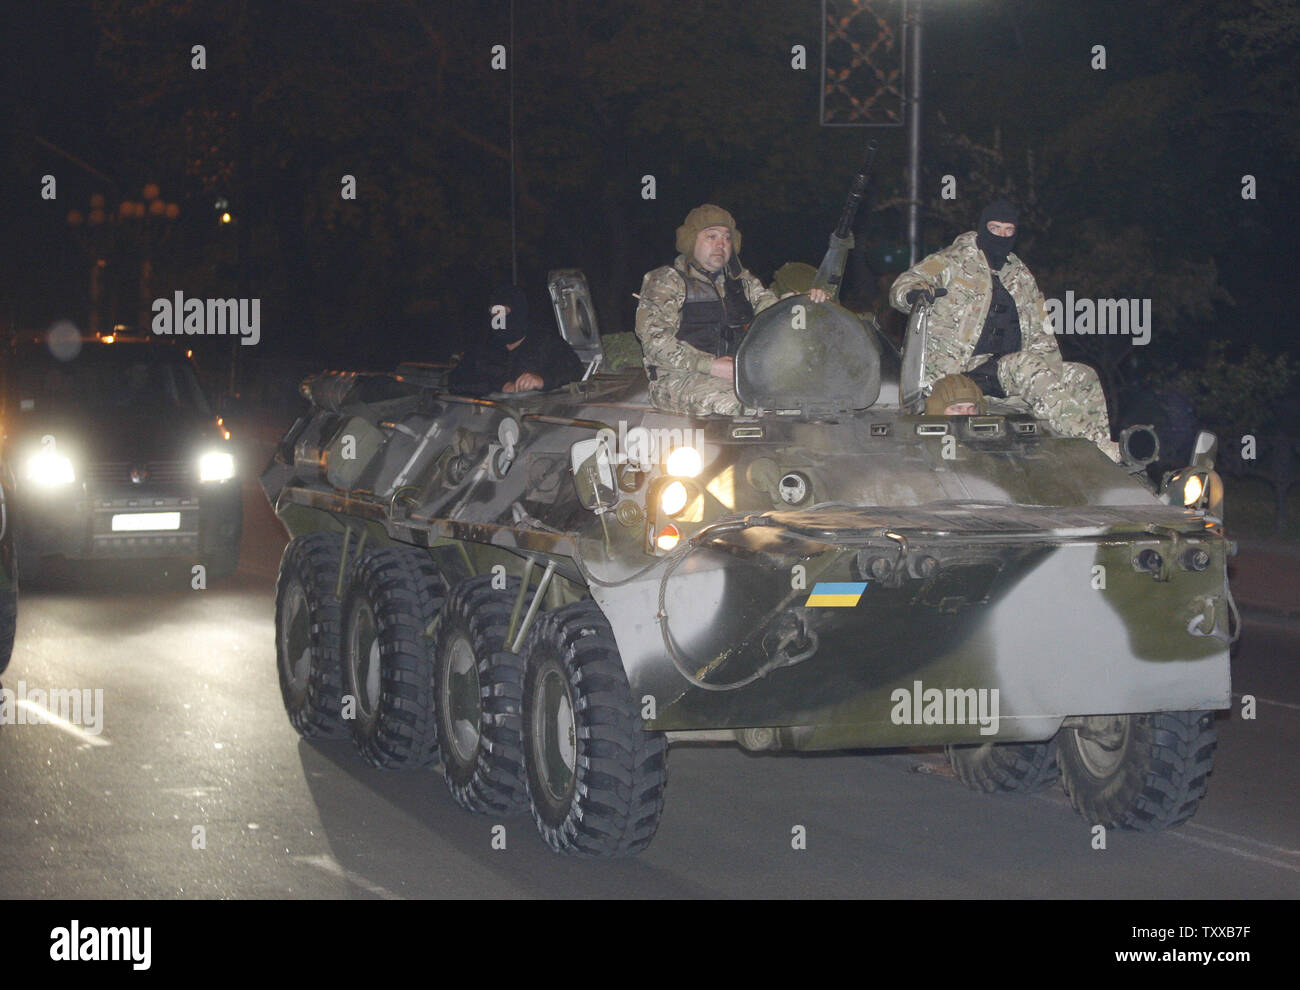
[676,204,742,257]
[925,374,987,415]
[770,261,818,297]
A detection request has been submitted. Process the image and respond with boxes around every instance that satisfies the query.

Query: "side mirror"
[570,436,617,512]
[1191,430,1218,469]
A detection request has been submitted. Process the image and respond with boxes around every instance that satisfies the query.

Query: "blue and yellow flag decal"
[804,582,868,607]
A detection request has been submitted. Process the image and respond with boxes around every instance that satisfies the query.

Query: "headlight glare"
[665,446,702,478]
[1183,473,1204,506]
[660,480,688,516]
[25,452,75,486]
[199,450,236,482]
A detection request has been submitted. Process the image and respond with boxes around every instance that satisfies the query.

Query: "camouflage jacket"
[635,255,778,375]
[889,231,1061,390]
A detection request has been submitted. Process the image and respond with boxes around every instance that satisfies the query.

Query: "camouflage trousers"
[648,371,742,416]
[996,351,1119,459]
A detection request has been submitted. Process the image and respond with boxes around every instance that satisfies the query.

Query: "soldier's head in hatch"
[976,198,1019,269]
[676,204,742,274]
[926,374,987,416]
[488,284,530,349]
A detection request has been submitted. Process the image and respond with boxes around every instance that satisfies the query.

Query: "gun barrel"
[833,140,879,239]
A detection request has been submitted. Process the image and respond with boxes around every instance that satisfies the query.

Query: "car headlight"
[25,451,75,486]
[1182,473,1204,506]
[199,450,236,482]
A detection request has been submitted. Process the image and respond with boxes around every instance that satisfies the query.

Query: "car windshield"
[10,345,212,416]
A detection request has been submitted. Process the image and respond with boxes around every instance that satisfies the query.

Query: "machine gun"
[811,140,879,303]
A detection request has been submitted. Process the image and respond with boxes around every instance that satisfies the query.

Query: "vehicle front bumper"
[16,480,242,562]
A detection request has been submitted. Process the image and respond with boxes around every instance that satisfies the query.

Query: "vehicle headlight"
[199,450,236,482]
[660,480,688,516]
[25,451,75,486]
[1182,473,1204,506]
[665,445,702,478]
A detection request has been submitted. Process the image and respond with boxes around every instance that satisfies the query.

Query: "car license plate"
[111,512,181,532]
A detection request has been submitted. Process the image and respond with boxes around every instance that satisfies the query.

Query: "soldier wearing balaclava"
[889,197,1122,462]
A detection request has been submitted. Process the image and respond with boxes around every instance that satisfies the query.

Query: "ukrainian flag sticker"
[804,582,868,607]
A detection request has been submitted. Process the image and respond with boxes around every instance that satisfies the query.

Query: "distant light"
[102,335,115,344]
[220,212,232,224]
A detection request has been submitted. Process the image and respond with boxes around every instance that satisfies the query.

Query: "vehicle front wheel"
[341,546,445,769]
[1057,711,1217,830]
[275,533,347,738]
[521,601,666,857]
[433,575,528,816]
[946,738,1060,794]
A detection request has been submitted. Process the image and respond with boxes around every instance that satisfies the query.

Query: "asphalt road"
[1,438,1296,899]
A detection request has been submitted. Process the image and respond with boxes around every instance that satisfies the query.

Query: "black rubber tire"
[0,588,15,676]
[432,575,529,816]
[275,533,348,739]
[521,600,667,857]
[340,546,446,769]
[1057,711,1217,831]
[946,738,1060,794]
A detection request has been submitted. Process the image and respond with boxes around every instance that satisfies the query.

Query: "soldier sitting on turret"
[890,199,1121,461]
[634,205,826,416]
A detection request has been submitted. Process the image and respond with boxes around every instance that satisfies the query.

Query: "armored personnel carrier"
[262,156,1236,857]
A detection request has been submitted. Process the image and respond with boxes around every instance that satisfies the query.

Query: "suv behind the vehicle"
[2,332,241,583]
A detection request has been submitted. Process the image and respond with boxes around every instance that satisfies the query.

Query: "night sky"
[2,1,1296,429]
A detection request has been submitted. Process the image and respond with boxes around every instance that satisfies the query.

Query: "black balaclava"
[488,284,530,346]
[976,199,1020,270]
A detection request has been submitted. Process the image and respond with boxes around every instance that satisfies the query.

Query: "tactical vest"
[973,272,1022,359]
[677,267,754,358]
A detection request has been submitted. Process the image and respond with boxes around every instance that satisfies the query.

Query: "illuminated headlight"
[665,446,702,478]
[655,524,680,551]
[199,450,236,482]
[660,480,688,516]
[25,452,75,486]
[1182,473,1204,506]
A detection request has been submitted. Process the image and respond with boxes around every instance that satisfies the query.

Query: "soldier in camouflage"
[635,205,825,416]
[890,199,1121,461]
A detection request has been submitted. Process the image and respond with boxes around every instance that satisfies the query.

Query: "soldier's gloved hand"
[905,286,947,309]
[709,355,735,381]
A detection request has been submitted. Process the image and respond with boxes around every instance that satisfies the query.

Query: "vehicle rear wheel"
[341,546,445,768]
[946,738,1060,794]
[521,601,666,857]
[433,575,528,816]
[275,533,347,738]
[1057,711,1216,830]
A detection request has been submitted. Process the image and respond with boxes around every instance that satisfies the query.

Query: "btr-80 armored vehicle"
[262,154,1236,857]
